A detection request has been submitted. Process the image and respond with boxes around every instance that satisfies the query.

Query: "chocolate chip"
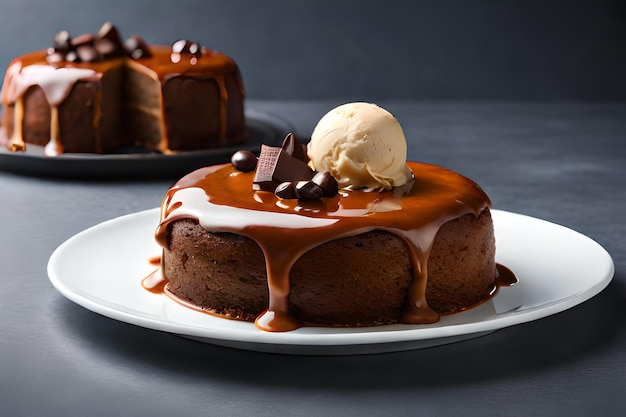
[64,50,80,63]
[53,30,72,51]
[171,39,202,57]
[75,44,101,62]
[312,171,339,197]
[125,35,152,59]
[188,42,201,56]
[46,49,66,64]
[67,35,94,62]
[49,30,76,63]
[171,40,186,53]
[295,181,323,200]
[71,33,94,47]
[275,182,297,199]
[231,150,257,172]
[281,132,308,162]
[93,39,116,60]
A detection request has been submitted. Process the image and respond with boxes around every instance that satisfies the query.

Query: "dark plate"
[0,108,293,179]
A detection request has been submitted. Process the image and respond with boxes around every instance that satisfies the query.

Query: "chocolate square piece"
[253,144,314,191]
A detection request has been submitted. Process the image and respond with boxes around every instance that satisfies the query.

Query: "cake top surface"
[0,22,241,105]
[5,46,238,75]
[158,161,489,234]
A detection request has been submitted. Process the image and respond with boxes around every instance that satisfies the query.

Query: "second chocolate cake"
[0,22,245,155]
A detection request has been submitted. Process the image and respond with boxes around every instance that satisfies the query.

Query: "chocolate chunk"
[75,44,101,62]
[253,145,282,191]
[125,35,152,59]
[312,171,339,197]
[53,30,72,51]
[97,22,123,45]
[231,150,257,172]
[46,48,66,64]
[171,39,202,57]
[295,181,323,200]
[94,22,126,59]
[68,34,96,62]
[93,38,118,60]
[281,132,308,162]
[71,33,94,47]
[170,39,202,64]
[271,146,314,182]
[275,182,297,199]
[49,30,77,63]
[253,144,315,191]
[64,50,80,63]
[188,42,201,56]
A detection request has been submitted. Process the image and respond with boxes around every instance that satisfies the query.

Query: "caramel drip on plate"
[44,106,63,156]
[152,162,494,331]
[142,267,168,294]
[495,263,518,287]
[7,95,25,151]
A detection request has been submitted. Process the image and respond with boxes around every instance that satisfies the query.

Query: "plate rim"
[47,208,615,352]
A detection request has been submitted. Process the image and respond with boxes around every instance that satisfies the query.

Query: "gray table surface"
[1,100,624,417]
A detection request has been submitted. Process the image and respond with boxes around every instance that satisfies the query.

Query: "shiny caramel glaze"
[126,45,242,81]
[151,162,496,331]
[1,47,242,105]
[1,50,121,110]
[1,46,244,154]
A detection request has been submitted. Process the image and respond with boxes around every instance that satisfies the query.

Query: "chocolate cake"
[0,22,245,155]
[145,103,513,332]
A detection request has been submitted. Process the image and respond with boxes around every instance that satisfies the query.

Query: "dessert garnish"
[308,102,412,190]
[170,40,203,64]
[252,133,314,192]
[281,131,309,163]
[93,22,126,60]
[124,35,152,59]
[45,22,152,64]
[230,150,258,173]
[231,133,338,200]
[311,171,339,197]
[71,33,100,63]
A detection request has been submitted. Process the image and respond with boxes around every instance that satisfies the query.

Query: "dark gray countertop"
[1,100,625,417]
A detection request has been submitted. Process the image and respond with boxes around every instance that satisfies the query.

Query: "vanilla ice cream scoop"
[307,102,412,190]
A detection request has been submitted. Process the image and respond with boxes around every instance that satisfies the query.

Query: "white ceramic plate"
[47,209,614,355]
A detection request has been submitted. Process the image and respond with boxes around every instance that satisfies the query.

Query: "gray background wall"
[0,0,624,101]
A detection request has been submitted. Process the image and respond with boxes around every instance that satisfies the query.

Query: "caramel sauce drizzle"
[45,106,63,155]
[151,162,495,332]
[7,95,26,151]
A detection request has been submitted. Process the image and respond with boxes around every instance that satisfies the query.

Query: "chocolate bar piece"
[253,144,314,191]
